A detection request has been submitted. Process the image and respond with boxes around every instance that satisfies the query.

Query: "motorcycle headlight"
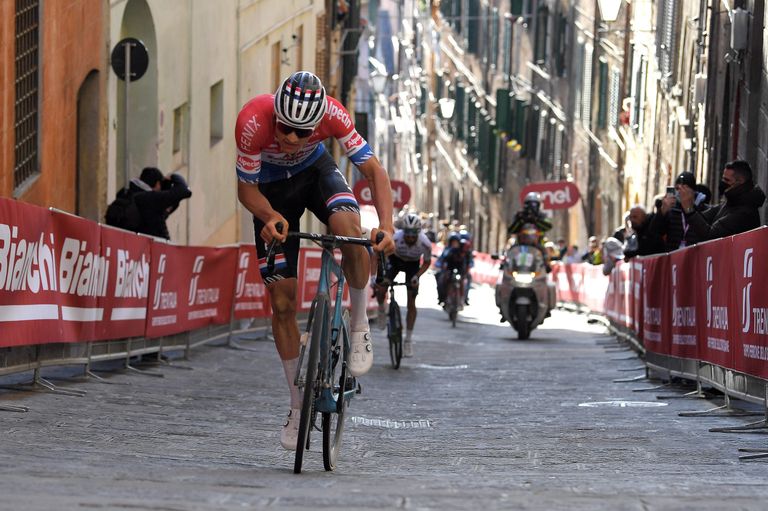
[512,271,535,284]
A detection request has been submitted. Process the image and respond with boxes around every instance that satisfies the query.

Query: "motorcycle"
[494,226,555,339]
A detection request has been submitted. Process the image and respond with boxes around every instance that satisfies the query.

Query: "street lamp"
[370,70,388,95]
[438,97,456,120]
[597,0,623,23]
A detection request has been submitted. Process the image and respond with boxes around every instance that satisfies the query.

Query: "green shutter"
[496,88,511,133]
[455,83,466,140]
[489,120,499,190]
[597,58,608,129]
[467,0,480,54]
[467,97,478,153]
[510,0,523,15]
[479,115,489,179]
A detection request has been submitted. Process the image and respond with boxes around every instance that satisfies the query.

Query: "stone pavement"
[1,282,768,510]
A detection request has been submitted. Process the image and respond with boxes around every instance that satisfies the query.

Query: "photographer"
[649,172,708,251]
[133,167,192,240]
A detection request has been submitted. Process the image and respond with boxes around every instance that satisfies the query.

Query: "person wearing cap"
[681,160,766,240]
[133,167,192,240]
[649,171,708,251]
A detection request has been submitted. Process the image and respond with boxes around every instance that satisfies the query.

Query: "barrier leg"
[0,367,87,397]
[122,339,163,378]
[679,375,762,417]
[0,403,29,412]
[712,383,768,434]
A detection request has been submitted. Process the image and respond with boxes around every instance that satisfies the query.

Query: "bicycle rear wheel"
[387,300,403,369]
[322,313,349,471]
[294,295,328,474]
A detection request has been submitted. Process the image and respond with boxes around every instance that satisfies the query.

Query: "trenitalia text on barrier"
[551,227,768,397]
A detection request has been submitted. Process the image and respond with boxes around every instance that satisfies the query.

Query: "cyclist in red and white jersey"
[374,213,432,357]
[235,71,394,450]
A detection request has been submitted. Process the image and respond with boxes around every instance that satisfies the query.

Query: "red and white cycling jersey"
[235,95,374,184]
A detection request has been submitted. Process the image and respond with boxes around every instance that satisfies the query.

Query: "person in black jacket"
[131,167,192,240]
[680,160,766,241]
[649,171,708,251]
[623,205,665,260]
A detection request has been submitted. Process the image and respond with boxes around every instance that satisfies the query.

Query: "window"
[630,49,648,138]
[573,37,585,121]
[14,0,40,192]
[210,80,223,145]
[533,6,549,67]
[597,58,608,129]
[655,0,681,92]
[172,103,189,168]
[608,67,621,130]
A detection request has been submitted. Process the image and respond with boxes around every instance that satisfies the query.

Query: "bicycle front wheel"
[322,312,349,471]
[294,295,328,474]
[388,300,403,369]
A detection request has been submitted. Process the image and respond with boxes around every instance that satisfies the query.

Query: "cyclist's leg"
[307,156,372,376]
[253,179,305,449]
[402,260,420,333]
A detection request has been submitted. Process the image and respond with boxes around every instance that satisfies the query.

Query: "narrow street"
[1,281,767,510]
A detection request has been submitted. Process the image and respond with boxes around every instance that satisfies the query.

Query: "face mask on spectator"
[718,180,728,196]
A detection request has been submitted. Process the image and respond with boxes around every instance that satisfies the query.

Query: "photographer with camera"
[649,172,708,252]
[130,167,192,240]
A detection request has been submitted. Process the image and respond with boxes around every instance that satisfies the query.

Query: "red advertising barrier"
[731,227,768,379]
[145,244,237,338]
[641,256,670,354]
[696,238,735,369]
[668,247,699,360]
[97,225,152,340]
[233,245,269,319]
[0,200,61,346]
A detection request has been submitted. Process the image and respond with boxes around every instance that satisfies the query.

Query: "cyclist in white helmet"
[374,213,432,357]
[235,71,395,451]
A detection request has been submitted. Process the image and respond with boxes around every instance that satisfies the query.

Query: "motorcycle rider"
[435,233,470,306]
[507,192,553,271]
[374,213,432,357]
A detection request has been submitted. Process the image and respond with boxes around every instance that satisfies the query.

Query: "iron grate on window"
[14,0,40,190]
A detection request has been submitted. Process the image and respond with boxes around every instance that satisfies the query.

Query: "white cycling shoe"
[403,340,413,358]
[280,408,300,450]
[348,330,373,376]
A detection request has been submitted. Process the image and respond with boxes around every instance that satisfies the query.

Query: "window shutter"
[581,43,594,127]
[608,67,621,130]
[597,58,608,129]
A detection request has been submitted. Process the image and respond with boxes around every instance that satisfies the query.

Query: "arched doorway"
[117,0,158,188]
[76,70,101,221]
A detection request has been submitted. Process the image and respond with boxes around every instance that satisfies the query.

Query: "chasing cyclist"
[374,213,432,357]
[435,233,471,305]
[235,71,394,451]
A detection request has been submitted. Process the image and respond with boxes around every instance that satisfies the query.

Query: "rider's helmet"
[274,71,327,129]
[447,232,461,247]
[518,224,540,246]
[402,213,422,232]
[523,192,542,214]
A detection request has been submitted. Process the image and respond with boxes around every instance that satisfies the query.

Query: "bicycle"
[379,278,409,369]
[266,226,384,474]
[443,268,463,328]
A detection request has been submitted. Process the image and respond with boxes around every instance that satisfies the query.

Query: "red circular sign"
[353,179,411,209]
[520,181,580,210]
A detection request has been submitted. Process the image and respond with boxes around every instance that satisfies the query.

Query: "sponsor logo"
[152,254,177,311]
[519,181,580,210]
[326,101,352,129]
[235,251,264,300]
[239,115,261,149]
[671,263,695,327]
[113,250,150,299]
[742,248,753,333]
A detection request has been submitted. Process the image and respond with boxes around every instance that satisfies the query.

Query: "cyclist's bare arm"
[357,157,395,254]
[237,181,288,243]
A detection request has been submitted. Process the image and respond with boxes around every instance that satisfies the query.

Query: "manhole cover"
[350,417,433,429]
[578,401,669,408]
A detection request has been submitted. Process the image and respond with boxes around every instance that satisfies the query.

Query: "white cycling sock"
[405,329,413,342]
[281,357,302,408]
[349,286,369,332]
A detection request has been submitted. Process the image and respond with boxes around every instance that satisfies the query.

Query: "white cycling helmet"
[402,213,422,231]
[274,71,327,129]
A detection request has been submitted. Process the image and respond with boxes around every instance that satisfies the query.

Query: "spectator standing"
[131,167,192,240]
[623,205,665,260]
[682,160,766,240]
[649,172,708,251]
[581,236,602,265]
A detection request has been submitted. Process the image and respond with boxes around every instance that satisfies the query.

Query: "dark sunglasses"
[276,121,314,138]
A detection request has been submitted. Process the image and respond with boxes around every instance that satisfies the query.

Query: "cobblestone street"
[2,283,768,510]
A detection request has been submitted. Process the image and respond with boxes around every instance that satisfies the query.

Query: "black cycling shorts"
[253,151,360,284]
[385,255,420,295]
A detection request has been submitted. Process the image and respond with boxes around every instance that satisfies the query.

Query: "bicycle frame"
[312,242,354,414]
